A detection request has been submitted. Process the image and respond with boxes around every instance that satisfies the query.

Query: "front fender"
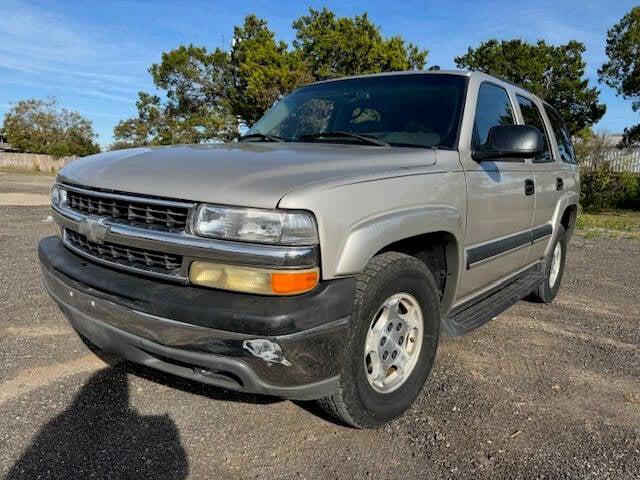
[335,205,463,275]
[278,155,467,283]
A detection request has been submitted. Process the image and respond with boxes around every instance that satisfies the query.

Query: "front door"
[458,82,535,300]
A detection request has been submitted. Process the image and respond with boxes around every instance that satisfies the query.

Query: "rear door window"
[516,95,552,163]
[473,83,515,147]
[545,106,576,164]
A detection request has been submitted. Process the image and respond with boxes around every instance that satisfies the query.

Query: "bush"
[617,171,640,209]
[580,165,640,211]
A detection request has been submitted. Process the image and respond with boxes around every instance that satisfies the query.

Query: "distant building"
[603,133,625,147]
[0,134,17,152]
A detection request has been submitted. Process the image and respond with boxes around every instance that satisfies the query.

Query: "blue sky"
[0,0,637,147]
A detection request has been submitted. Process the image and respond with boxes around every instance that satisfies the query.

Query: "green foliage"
[455,39,605,134]
[113,88,236,149]
[599,7,640,146]
[616,171,640,210]
[577,130,640,211]
[580,165,640,211]
[2,98,100,158]
[113,47,238,149]
[292,8,427,80]
[572,128,607,165]
[112,9,428,147]
[581,164,616,210]
[230,15,312,126]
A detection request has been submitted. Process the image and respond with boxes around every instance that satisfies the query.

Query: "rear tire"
[529,225,567,303]
[318,252,440,428]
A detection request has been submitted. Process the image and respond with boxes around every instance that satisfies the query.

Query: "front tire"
[529,225,567,303]
[318,252,440,428]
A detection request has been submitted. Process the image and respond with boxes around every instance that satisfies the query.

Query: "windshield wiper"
[297,131,389,147]
[239,133,284,142]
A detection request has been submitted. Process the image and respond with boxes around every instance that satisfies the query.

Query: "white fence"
[0,152,76,172]
[581,148,640,173]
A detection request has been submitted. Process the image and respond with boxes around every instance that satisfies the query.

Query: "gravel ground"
[1,171,639,479]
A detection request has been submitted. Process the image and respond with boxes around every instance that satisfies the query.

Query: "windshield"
[246,74,467,149]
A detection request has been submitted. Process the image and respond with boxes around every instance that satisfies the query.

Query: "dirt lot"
[1,170,639,479]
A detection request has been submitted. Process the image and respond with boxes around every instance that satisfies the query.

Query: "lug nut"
[398,336,404,345]
[392,350,398,359]
[380,337,386,346]
[396,323,402,331]
[383,351,388,360]
[387,323,393,332]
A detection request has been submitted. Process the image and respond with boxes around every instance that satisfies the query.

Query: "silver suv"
[40,71,579,428]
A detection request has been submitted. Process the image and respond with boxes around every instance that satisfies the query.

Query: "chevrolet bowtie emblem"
[78,217,109,244]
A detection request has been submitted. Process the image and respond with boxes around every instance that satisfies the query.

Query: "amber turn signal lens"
[271,270,319,295]
[189,261,319,295]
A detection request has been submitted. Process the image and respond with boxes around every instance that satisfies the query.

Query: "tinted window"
[248,74,467,149]
[545,105,576,164]
[516,95,552,163]
[473,83,515,146]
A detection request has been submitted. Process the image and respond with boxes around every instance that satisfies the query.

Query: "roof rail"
[489,74,527,91]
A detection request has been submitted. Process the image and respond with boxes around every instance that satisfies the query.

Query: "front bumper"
[39,236,355,400]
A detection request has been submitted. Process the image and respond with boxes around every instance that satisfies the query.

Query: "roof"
[311,69,473,85]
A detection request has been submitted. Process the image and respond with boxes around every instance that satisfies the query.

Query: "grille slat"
[65,230,182,275]
[66,189,189,231]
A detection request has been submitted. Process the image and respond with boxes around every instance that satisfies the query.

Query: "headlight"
[51,184,67,207]
[193,204,318,245]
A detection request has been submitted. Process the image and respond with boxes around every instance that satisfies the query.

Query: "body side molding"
[466,224,553,269]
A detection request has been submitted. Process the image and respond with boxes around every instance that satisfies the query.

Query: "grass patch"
[576,210,640,240]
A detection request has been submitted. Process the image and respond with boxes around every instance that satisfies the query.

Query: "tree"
[112,46,237,149]
[229,15,312,126]
[2,98,100,157]
[112,90,237,149]
[292,8,427,80]
[455,39,605,134]
[112,93,165,149]
[599,7,640,146]
[113,10,429,147]
[112,17,310,147]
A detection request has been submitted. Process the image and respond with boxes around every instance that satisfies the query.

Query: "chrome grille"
[65,188,190,231]
[65,229,183,276]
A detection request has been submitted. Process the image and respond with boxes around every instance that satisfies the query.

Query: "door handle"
[556,177,564,191]
[525,179,535,196]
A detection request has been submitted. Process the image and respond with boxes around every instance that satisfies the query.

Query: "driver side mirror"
[472,125,544,162]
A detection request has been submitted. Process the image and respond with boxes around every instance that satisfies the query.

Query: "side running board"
[442,268,545,336]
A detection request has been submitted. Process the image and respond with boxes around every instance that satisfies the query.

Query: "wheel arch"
[560,203,578,239]
[542,191,579,258]
[334,206,463,312]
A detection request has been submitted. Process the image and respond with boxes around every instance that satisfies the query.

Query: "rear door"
[545,104,580,202]
[514,94,559,263]
[458,81,535,300]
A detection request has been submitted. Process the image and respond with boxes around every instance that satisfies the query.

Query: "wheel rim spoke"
[549,242,562,287]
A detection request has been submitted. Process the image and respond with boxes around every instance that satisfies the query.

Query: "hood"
[59,142,437,208]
